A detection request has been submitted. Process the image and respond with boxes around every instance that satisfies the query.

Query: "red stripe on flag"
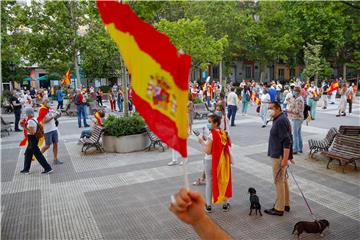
[132,91,187,157]
[96,1,190,91]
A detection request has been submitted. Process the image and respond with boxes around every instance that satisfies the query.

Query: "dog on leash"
[292,219,329,239]
[248,187,262,216]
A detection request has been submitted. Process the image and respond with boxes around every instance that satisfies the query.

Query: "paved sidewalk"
[1,98,359,239]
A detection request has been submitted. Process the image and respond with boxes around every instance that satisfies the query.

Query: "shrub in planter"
[100,85,111,93]
[104,113,146,137]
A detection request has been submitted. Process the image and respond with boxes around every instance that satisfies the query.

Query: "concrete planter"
[102,132,150,153]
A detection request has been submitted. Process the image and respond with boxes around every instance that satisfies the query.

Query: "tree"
[155,18,228,74]
[303,42,332,84]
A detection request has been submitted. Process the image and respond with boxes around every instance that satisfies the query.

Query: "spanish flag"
[250,92,257,102]
[255,97,261,106]
[211,129,232,204]
[312,90,319,98]
[94,111,103,126]
[97,1,192,157]
[61,70,71,85]
[327,81,339,94]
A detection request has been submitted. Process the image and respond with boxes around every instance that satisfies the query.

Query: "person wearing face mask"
[307,82,319,120]
[265,102,293,216]
[287,87,304,154]
[215,103,229,133]
[197,114,232,213]
[260,87,271,128]
[38,98,63,165]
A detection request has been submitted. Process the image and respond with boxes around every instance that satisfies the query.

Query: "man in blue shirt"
[56,87,64,110]
[265,101,293,216]
[268,81,278,102]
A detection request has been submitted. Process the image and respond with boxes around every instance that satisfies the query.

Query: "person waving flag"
[97,1,192,158]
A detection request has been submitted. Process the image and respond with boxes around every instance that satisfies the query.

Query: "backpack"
[30,119,44,140]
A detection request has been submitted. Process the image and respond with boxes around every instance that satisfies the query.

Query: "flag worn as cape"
[94,111,103,126]
[250,92,257,102]
[211,129,232,204]
[327,81,339,94]
[19,118,30,147]
[37,104,49,124]
[97,1,192,157]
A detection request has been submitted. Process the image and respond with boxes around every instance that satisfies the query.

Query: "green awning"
[38,75,48,81]
[23,77,33,81]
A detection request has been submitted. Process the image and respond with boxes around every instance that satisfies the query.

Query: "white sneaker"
[167,160,179,166]
[349,113,352,116]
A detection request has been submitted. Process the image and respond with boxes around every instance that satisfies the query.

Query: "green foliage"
[155,18,228,70]
[193,98,203,104]
[303,42,332,81]
[104,114,146,137]
[100,85,110,93]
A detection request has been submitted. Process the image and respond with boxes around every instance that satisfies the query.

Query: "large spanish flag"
[97,1,192,157]
[211,129,232,204]
[61,70,71,85]
[327,80,339,94]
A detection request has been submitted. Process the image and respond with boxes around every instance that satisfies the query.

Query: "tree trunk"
[343,64,347,82]
[219,60,223,86]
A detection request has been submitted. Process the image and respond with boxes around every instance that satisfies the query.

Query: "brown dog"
[292,219,329,239]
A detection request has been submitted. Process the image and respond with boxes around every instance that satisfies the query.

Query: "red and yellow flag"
[61,70,71,85]
[312,90,319,98]
[211,129,232,204]
[250,92,257,102]
[255,97,261,106]
[327,81,339,94]
[94,111,103,126]
[97,1,192,157]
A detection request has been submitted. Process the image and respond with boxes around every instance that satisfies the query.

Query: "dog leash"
[288,166,318,221]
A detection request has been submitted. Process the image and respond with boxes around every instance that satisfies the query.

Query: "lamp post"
[9,63,16,90]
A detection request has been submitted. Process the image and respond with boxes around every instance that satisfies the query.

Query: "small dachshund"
[248,187,262,216]
[292,219,329,239]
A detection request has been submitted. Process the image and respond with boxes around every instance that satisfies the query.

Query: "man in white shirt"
[40,99,63,165]
[226,87,238,127]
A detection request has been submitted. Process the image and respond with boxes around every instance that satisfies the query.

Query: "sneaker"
[167,160,179,166]
[20,170,30,175]
[54,159,64,165]
[84,124,90,128]
[336,114,340,117]
[349,113,352,116]
[261,125,266,128]
[205,205,213,213]
[41,169,54,174]
[79,138,85,144]
[222,203,230,212]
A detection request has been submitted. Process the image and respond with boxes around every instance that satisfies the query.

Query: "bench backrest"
[330,134,360,158]
[146,127,160,141]
[87,125,104,143]
[325,127,338,145]
[339,125,360,137]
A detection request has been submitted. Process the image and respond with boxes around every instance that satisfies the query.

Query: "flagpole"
[182,157,189,190]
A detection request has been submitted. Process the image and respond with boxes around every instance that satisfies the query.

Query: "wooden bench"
[146,127,165,152]
[81,125,105,154]
[339,125,360,137]
[321,134,360,173]
[308,127,338,157]
[1,117,13,136]
[194,103,210,119]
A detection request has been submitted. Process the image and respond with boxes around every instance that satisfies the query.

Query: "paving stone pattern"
[1,99,359,239]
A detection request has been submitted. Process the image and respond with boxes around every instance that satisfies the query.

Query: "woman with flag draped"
[79,110,105,143]
[197,114,232,213]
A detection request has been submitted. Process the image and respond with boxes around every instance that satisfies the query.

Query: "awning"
[23,77,33,81]
[37,75,48,81]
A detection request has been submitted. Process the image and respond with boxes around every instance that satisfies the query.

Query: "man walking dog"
[265,102,293,216]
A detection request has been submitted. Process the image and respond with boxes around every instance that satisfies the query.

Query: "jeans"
[206,96,211,108]
[57,100,63,110]
[23,135,52,172]
[291,119,303,153]
[307,98,317,119]
[241,101,249,114]
[260,104,268,126]
[204,159,212,206]
[76,104,88,128]
[80,129,92,139]
[227,105,237,126]
[117,98,123,112]
[14,109,21,130]
[322,94,328,108]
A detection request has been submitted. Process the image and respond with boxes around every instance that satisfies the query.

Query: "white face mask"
[267,109,275,118]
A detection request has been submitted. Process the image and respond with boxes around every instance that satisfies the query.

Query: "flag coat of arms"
[97,1,192,157]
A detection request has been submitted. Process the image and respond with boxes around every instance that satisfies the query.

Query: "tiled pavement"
[1,98,360,239]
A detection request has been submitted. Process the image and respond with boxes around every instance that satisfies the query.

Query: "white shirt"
[227,91,238,106]
[204,132,213,160]
[43,108,58,133]
[27,119,37,135]
[260,93,270,104]
[284,91,293,105]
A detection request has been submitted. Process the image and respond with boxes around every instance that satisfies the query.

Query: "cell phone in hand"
[193,130,200,136]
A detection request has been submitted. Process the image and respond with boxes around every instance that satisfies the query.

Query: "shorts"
[45,130,59,145]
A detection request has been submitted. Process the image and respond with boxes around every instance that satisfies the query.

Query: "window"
[278,69,285,81]
[245,66,252,79]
